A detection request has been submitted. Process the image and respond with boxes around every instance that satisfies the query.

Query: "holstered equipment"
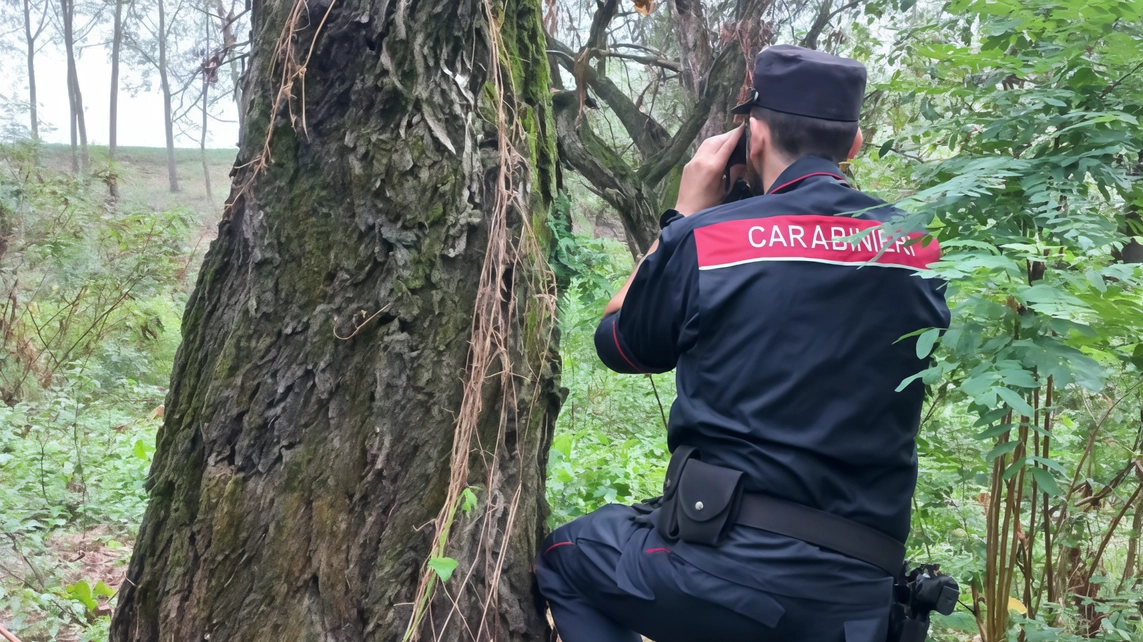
[652,446,744,545]
[650,446,905,576]
[642,447,961,642]
[887,563,960,642]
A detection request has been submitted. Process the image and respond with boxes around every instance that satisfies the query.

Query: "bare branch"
[638,41,741,185]
[548,36,671,156]
[599,50,682,72]
[552,90,661,254]
[800,0,861,50]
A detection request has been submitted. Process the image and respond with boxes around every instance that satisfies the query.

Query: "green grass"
[36,144,236,221]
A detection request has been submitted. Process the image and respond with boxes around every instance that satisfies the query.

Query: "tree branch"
[548,37,671,156]
[800,0,861,50]
[552,90,661,254]
[638,41,741,185]
[600,50,682,72]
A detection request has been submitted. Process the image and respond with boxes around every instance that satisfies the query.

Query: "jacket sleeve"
[594,226,700,374]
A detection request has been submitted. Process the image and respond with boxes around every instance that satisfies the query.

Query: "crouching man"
[535,45,951,642]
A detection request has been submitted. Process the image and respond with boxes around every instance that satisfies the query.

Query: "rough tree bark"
[110,0,560,639]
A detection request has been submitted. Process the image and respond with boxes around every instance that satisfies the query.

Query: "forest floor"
[0,145,235,642]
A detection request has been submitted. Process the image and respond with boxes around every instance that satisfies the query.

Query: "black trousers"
[535,505,890,642]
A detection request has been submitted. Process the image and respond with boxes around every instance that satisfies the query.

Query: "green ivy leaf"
[427,556,459,583]
[461,487,478,515]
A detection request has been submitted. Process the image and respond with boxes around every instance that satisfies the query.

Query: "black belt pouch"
[654,446,745,546]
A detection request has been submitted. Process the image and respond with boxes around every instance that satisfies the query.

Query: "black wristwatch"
[659,208,683,230]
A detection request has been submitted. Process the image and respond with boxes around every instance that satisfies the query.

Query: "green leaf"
[427,557,459,582]
[1029,467,1061,496]
[895,372,924,392]
[974,422,1015,440]
[915,328,940,359]
[985,441,1019,462]
[66,580,98,612]
[879,139,896,157]
[1002,457,1028,481]
[551,434,572,458]
[995,387,1034,418]
[461,488,478,515]
[1085,270,1107,293]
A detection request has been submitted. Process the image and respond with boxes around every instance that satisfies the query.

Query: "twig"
[1101,59,1143,98]
[333,304,391,340]
[0,623,24,642]
[647,375,667,430]
[598,50,681,72]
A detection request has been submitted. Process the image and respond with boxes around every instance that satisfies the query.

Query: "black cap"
[732,45,867,122]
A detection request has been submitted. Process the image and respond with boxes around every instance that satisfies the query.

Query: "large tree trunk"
[158,0,179,192]
[110,0,560,639]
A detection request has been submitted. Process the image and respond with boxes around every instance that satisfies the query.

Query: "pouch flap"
[677,459,743,523]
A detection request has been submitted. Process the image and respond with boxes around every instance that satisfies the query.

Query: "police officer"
[535,45,950,642]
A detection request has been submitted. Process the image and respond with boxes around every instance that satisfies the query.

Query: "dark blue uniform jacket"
[593,156,951,604]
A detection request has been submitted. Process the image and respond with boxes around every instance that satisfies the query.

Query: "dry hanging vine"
[400,0,557,640]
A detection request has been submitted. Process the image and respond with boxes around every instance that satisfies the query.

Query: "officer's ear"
[847,127,864,160]
[748,117,769,164]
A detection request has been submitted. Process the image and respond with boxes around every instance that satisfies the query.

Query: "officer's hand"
[674,126,745,216]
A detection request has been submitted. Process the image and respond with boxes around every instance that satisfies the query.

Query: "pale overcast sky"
[3,35,241,149]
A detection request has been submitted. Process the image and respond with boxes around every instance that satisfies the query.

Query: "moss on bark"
[110,0,560,640]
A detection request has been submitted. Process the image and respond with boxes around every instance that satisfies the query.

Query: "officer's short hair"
[751,106,859,164]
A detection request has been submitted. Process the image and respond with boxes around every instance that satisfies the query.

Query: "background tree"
[110,0,560,639]
[124,0,187,191]
[58,0,91,172]
[108,0,127,166]
[19,0,50,144]
[547,0,868,254]
[176,0,243,199]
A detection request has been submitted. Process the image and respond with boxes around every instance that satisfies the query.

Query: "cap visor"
[731,101,753,114]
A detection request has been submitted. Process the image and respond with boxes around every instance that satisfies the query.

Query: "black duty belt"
[650,445,905,577]
[734,492,905,577]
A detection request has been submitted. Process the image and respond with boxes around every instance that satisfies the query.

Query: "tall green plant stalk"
[883,0,1143,638]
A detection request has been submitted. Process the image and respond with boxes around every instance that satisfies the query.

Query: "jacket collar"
[766,156,847,195]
